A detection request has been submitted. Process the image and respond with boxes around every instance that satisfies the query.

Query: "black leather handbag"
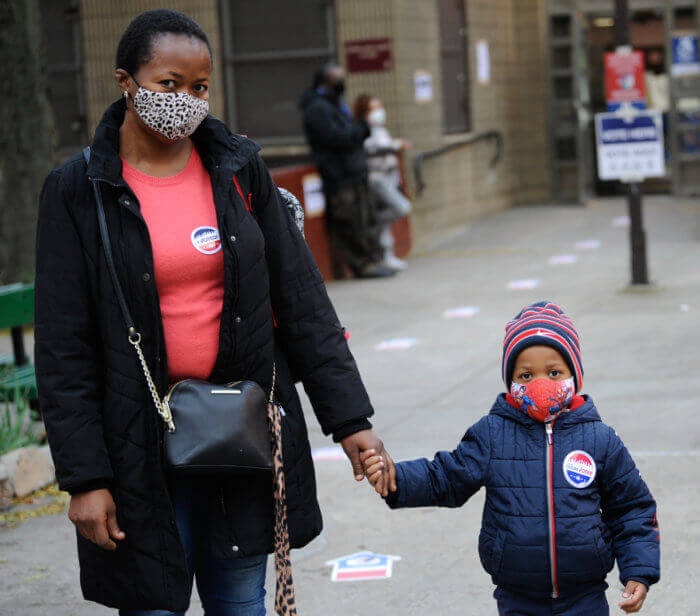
[83,147,272,473]
[160,379,273,471]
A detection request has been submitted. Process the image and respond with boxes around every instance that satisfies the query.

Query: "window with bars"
[39,0,87,154]
[437,0,471,133]
[220,0,335,145]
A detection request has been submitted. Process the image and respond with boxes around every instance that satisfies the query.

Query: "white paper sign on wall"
[414,70,433,103]
[476,40,490,84]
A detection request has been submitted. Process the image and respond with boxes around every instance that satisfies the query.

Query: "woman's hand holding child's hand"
[619,580,647,613]
[360,449,397,497]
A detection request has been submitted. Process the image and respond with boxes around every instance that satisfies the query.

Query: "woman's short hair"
[353,93,375,121]
[115,9,212,75]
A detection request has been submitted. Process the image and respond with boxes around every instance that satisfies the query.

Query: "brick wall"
[512,0,551,204]
[336,0,551,251]
[79,0,224,135]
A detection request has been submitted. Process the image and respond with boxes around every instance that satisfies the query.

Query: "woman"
[353,94,412,271]
[35,9,394,615]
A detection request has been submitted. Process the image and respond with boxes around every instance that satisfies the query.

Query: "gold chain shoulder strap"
[128,333,175,432]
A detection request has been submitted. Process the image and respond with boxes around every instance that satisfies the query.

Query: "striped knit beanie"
[502,302,583,392]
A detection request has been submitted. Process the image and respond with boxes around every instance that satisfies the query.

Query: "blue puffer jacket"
[388,394,660,599]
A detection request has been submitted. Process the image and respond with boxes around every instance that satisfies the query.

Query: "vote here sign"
[595,111,665,181]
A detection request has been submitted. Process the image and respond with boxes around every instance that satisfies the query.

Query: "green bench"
[0,283,37,402]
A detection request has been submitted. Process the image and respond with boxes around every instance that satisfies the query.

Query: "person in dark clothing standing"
[300,64,394,278]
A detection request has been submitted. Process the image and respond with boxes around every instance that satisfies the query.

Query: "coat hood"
[298,87,341,111]
[489,393,601,428]
[87,98,261,185]
[299,88,323,111]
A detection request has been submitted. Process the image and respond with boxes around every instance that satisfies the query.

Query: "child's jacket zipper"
[545,421,559,598]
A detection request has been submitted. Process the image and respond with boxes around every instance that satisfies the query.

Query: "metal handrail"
[412,130,503,194]
[366,147,403,158]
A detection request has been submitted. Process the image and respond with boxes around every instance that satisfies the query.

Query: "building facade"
[546,0,700,202]
[39,1,697,250]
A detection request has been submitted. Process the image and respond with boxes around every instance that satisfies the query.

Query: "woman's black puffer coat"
[34,99,374,611]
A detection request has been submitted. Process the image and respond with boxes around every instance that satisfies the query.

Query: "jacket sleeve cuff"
[623,577,651,589]
[332,418,373,443]
[384,463,405,509]
[63,479,113,496]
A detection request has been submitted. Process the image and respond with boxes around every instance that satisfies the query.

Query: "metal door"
[573,6,595,203]
[547,1,594,204]
[666,4,700,195]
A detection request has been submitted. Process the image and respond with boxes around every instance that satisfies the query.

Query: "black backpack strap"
[83,146,137,339]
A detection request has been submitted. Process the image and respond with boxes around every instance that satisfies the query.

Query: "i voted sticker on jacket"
[191,226,222,254]
[562,450,596,488]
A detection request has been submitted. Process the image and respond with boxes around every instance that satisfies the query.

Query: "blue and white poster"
[595,110,665,181]
[671,33,700,77]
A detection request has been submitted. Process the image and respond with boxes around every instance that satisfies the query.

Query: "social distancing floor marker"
[632,450,700,457]
[507,279,540,290]
[576,239,601,250]
[326,552,402,582]
[375,337,419,351]
[549,255,578,265]
[443,306,480,319]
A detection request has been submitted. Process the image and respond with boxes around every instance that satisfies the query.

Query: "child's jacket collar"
[491,393,601,427]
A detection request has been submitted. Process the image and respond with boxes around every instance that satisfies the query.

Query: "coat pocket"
[557,528,612,593]
[478,528,505,578]
[594,526,615,574]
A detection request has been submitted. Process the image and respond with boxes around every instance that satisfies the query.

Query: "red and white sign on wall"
[604,49,646,109]
[345,38,393,73]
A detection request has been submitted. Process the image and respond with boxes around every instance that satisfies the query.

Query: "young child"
[362,302,659,615]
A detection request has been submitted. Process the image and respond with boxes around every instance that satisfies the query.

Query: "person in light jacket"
[354,93,412,271]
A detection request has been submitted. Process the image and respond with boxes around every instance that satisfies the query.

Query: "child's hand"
[619,580,647,613]
[360,450,385,494]
[360,449,397,497]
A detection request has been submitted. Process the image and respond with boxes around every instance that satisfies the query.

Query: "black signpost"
[615,0,651,286]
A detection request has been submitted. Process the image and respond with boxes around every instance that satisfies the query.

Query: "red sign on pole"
[345,38,393,73]
[604,50,646,105]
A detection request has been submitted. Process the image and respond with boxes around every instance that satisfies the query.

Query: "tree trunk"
[0,0,55,284]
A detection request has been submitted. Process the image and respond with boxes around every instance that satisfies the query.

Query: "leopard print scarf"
[131,87,209,141]
[267,401,298,615]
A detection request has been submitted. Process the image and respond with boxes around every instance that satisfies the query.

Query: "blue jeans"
[120,477,267,616]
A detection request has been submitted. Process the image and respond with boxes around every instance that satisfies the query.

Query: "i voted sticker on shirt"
[191,226,222,255]
[563,450,596,488]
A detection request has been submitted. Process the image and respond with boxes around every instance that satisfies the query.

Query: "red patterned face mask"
[510,377,575,423]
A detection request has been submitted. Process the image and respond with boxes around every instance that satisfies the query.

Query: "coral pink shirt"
[122,147,224,383]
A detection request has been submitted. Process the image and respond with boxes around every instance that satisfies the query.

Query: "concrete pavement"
[1,196,699,615]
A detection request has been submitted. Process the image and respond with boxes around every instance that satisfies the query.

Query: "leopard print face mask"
[130,86,209,141]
